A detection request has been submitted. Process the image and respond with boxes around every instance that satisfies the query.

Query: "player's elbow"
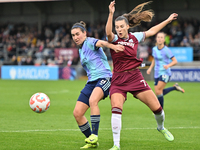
[174,59,178,65]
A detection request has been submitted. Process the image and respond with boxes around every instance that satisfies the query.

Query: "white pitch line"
[0,126,200,133]
[123,126,200,130]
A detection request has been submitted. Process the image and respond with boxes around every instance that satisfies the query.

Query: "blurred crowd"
[1,17,200,66]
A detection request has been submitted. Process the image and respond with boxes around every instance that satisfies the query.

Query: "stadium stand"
[0,17,200,66]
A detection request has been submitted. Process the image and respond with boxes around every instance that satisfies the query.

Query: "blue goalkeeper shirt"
[79,37,112,82]
[152,46,174,78]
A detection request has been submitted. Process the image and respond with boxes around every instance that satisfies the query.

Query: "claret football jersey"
[110,32,145,72]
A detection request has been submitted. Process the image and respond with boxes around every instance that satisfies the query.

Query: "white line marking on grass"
[123,126,200,130]
[0,126,200,133]
[0,129,80,132]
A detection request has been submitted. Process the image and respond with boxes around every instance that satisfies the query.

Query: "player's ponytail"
[71,21,87,32]
[122,1,154,28]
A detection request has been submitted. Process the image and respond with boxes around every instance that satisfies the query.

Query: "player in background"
[106,1,177,150]
[71,21,124,149]
[147,32,185,108]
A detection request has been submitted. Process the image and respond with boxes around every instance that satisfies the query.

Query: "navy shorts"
[154,75,171,86]
[77,77,111,106]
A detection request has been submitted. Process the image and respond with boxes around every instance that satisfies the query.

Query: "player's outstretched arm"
[96,40,124,53]
[106,1,115,42]
[145,13,178,38]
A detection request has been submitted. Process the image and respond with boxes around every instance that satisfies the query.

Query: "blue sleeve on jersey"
[131,32,145,42]
[94,40,100,50]
[166,47,174,59]
[111,34,118,42]
[170,56,175,59]
[106,35,118,43]
[88,37,99,50]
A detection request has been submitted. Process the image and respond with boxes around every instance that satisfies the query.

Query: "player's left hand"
[167,13,178,23]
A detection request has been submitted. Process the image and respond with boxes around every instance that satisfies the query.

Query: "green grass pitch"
[0,79,200,150]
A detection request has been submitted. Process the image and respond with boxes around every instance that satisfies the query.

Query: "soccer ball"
[29,93,50,113]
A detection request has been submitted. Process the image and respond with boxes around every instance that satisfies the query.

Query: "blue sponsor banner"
[169,47,193,62]
[1,66,58,80]
[170,69,200,82]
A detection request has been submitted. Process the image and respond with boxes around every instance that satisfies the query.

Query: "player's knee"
[111,103,121,109]
[89,98,99,107]
[73,109,77,118]
[111,100,124,109]
[155,89,162,96]
[73,109,83,120]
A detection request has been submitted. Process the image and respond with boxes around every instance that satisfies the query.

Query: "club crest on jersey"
[129,39,133,43]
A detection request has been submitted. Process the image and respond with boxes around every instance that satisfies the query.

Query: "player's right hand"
[146,68,151,74]
[109,1,115,14]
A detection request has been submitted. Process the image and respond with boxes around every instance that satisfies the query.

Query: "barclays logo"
[2,66,59,80]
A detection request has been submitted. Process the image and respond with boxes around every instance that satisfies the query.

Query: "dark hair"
[116,1,154,28]
[71,21,87,32]
[115,16,129,24]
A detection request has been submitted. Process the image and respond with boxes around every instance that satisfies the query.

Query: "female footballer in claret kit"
[106,1,178,149]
